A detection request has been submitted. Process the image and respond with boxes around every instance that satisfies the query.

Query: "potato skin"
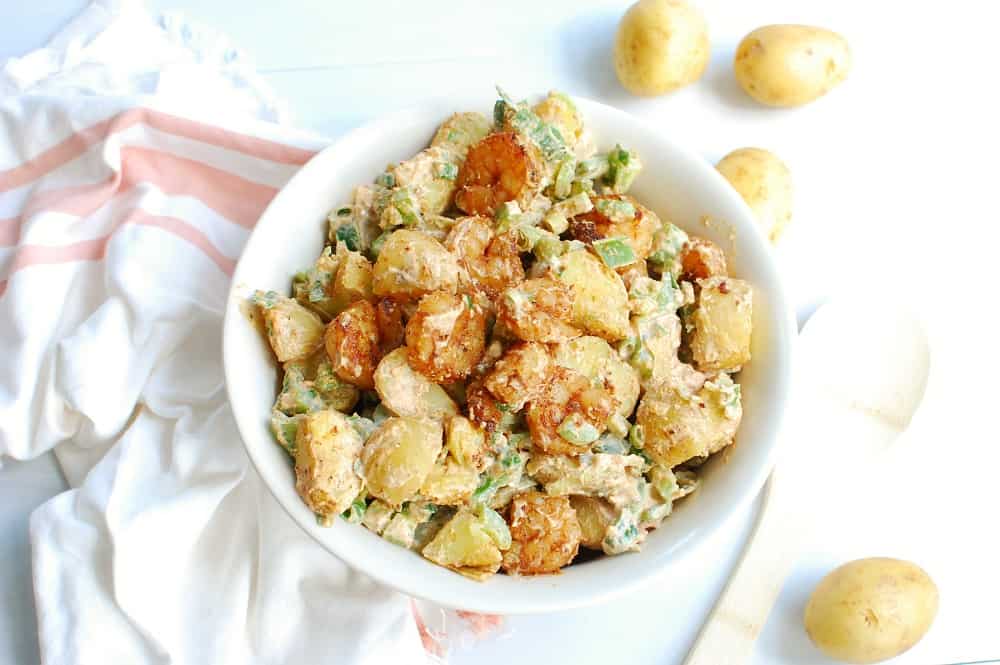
[717,148,793,242]
[502,490,582,575]
[613,0,710,96]
[804,558,938,664]
[734,24,851,107]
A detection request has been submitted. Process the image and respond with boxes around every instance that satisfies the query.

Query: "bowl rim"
[222,93,797,614]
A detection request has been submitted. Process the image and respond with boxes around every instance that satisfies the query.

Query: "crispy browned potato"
[374,298,405,354]
[455,132,542,216]
[445,216,525,302]
[680,237,728,280]
[498,278,581,343]
[405,291,487,383]
[483,342,552,411]
[294,409,364,518]
[324,300,380,390]
[526,366,615,456]
[502,490,582,575]
[466,379,504,432]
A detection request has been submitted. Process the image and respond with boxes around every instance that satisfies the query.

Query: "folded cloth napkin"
[1,1,498,662]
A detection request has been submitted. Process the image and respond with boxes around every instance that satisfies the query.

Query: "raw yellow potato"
[804,558,939,664]
[551,335,640,418]
[613,0,710,96]
[557,249,630,341]
[361,416,442,507]
[734,25,851,107]
[372,230,460,300]
[690,276,753,373]
[373,348,458,420]
[422,509,504,580]
[637,372,742,468]
[717,147,793,242]
[294,409,363,518]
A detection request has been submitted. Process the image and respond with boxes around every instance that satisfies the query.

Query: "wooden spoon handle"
[682,470,809,665]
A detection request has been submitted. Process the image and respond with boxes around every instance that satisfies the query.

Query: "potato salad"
[251,90,754,579]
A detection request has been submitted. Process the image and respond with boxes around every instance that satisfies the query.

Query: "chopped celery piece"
[592,236,637,268]
[606,144,643,194]
[368,231,390,259]
[270,410,303,455]
[593,433,629,455]
[629,423,645,449]
[471,476,498,506]
[555,191,594,218]
[335,206,352,217]
[557,413,601,445]
[375,172,395,188]
[275,363,325,415]
[577,155,610,180]
[607,413,631,439]
[335,224,360,251]
[553,156,576,199]
[342,497,367,523]
[541,210,569,235]
[476,505,512,550]
[595,198,636,223]
[435,161,458,180]
[603,509,641,554]
[570,178,596,197]
[347,415,377,441]
[518,225,558,253]
[391,187,422,226]
[533,232,564,261]
[647,222,689,275]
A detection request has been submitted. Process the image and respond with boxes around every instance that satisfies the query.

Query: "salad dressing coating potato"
[422,509,504,580]
[680,237,728,281]
[294,409,364,518]
[528,453,645,508]
[570,496,618,550]
[556,249,631,341]
[455,132,543,216]
[526,366,615,456]
[574,195,659,259]
[445,415,489,472]
[431,112,492,160]
[502,491,582,575]
[328,247,374,315]
[532,92,584,148]
[256,292,325,362]
[498,277,581,343]
[361,416,443,508]
[734,25,851,107]
[389,145,459,216]
[373,230,460,300]
[716,147,793,242]
[804,558,938,664]
[405,290,487,383]
[373,348,458,420]
[420,457,480,506]
[613,0,710,96]
[324,300,381,391]
[637,373,742,468]
[690,276,753,372]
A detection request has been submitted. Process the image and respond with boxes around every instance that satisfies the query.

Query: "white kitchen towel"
[0,1,474,662]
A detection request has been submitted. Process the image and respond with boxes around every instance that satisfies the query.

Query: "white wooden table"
[2,2,999,664]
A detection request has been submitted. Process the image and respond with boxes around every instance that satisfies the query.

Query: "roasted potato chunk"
[328,247,374,314]
[445,216,524,301]
[372,230,460,300]
[431,112,492,160]
[483,342,553,411]
[255,291,325,362]
[405,291,487,382]
[690,276,753,372]
[324,300,380,390]
[445,415,489,472]
[532,92,584,148]
[636,372,742,468]
[556,249,630,341]
[361,416,443,507]
[526,366,615,456]
[680,237,728,281]
[294,409,364,518]
[420,458,479,505]
[422,509,504,580]
[498,277,581,343]
[573,195,659,259]
[570,496,618,550]
[374,297,405,354]
[373,348,458,420]
[502,491,582,575]
[551,335,640,418]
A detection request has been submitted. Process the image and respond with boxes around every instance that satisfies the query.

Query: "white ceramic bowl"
[222,95,795,614]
